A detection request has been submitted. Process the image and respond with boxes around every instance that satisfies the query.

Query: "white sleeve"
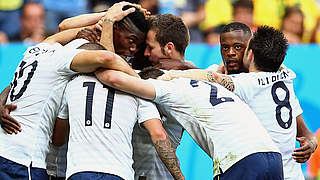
[137,98,161,124]
[147,79,173,104]
[55,48,84,76]
[57,91,69,120]
[231,74,254,103]
[292,93,303,117]
[206,64,219,72]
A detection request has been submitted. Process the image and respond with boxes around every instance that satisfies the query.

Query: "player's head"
[243,26,288,72]
[144,14,190,65]
[21,2,45,35]
[77,42,106,50]
[220,22,251,74]
[113,5,148,57]
[138,67,165,79]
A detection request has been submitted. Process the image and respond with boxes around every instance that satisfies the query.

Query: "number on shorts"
[190,80,234,106]
[83,82,115,129]
[10,60,38,101]
[271,81,292,129]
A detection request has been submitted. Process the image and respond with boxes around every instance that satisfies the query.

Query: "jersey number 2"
[190,80,234,106]
[271,81,292,129]
[83,82,115,129]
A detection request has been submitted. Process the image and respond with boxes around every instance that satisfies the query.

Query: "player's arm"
[143,119,185,180]
[292,114,318,163]
[52,117,69,146]
[58,12,106,32]
[43,27,83,45]
[70,50,138,77]
[0,85,20,134]
[95,69,155,100]
[159,69,235,91]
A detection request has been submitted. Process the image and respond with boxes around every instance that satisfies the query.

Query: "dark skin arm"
[0,85,20,134]
[52,117,69,146]
[292,114,318,163]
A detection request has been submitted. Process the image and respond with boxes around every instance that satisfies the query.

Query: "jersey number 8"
[271,81,292,129]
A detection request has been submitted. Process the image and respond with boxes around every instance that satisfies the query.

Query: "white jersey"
[0,42,83,168]
[148,78,279,177]
[132,115,183,180]
[231,68,304,180]
[58,75,161,180]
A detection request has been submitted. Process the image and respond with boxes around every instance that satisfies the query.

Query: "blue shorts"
[30,166,49,180]
[0,156,49,180]
[0,156,28,180]
[214,152,283,180]
[68,172,124,180]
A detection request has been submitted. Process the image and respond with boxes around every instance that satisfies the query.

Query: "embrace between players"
[0,1,317,180]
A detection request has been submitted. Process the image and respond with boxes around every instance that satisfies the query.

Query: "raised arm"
[0,85,20,134]
[159,69,235,91]
[95,69,155,100]
[43,27,83,45]
[292,114,318,163]
[98,2,136,52]
[143,119,184,180]
[58,12,106,32]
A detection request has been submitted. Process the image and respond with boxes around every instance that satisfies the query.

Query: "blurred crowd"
[0,0,320,45]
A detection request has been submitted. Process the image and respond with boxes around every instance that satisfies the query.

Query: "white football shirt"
[148,77,279,177]
[58,75,161,180]
[0,41,84,169]
[231,68,304,180]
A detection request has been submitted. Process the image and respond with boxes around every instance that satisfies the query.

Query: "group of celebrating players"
[0,1,318,180]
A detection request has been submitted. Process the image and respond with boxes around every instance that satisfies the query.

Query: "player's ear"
[164,42,174,56]
[248,49,254,62]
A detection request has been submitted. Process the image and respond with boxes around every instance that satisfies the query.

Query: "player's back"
[63,74,153,180]
[0,42,79,168]
[148,77,279,177]
[231,68,304,179]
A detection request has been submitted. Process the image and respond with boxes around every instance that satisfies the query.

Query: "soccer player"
[93,66,283,180]
[161,25,318,180]
[51,44,183,180]
[0,2,147,179]
[129,14,192,180]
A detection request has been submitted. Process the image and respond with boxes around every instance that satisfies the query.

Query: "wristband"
[103,19,114,24]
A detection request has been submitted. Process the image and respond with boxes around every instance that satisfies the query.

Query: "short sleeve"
[230,73,253,102]
[206,64,218,72]
[55,48,84,76]
[57,91,69,120]
[147,79,173,104]
[137,98,161,124]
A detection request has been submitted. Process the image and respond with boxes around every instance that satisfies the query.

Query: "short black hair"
[120,5,148,33]
[248,26,288,72]
[221,22,251,37]
[77,42,106,50]
[138,67,164,79]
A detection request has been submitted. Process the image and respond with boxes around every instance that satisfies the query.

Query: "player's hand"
[102,1,136,23]
[76,28,100,43]
[157,72,174,81]
[292,136,317,163]
[217,61,226,74]
[0,104,21,134]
